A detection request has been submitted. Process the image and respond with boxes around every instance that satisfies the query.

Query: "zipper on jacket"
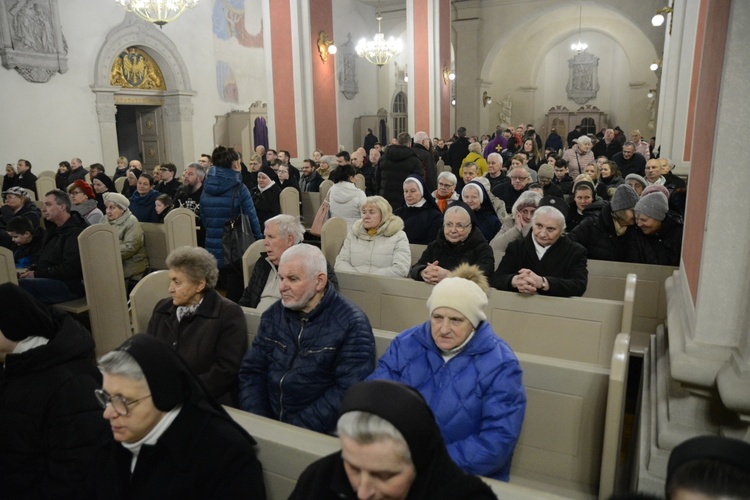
[279,318,307,422]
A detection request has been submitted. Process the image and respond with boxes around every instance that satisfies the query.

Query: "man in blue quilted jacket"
[238,244,376,434]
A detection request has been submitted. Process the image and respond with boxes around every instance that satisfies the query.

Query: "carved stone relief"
[337,33,358,100]
[0,0,68,82]
[566,51,599,105]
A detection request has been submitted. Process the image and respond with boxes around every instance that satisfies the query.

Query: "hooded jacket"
[238,286,376,434]
[334,214,411,277]
[368,321,526,481]
[568,201,634,262]
[375,145,424,209]
[200,165,263,268]
[328,180,367,231]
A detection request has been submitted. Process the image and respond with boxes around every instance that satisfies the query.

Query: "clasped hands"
[420,261,450,285]
[511,268,544,294]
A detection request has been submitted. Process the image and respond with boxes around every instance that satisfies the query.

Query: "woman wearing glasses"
[90,334,265,499]
[0,283,107,499]
[410,202,494,283]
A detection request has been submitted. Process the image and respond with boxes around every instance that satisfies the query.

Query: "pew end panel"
[320,216,347,267]
[164,207,198,250]
[129,270,171,334]
[0,246,18,285]
[301,191,321,229]
[279,187,301,218]
[408,243,427,266]
[241,240,266,287]
[141,223,169,271]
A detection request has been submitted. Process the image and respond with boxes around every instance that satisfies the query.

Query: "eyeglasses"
[444,222,471,230]
[95,389,151,416]
[438,182,454,188]
[510,176,529,181]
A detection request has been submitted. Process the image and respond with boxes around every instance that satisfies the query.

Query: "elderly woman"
[68,180,104,225]
[411,203,494,282]
[393,175,443,244]
[91,334,265,498]
[432,171,459,213]
[120,168,139,198]
[562,135,595,177]
[0,283,108,499]
[317,154,336,181]
[492,206,588,297]
[462,180,501,242]
[569,184,639,262]
[251,165,282,227]
[460,141,488,177]
[102,193,148,283]
[627,192,683,266]
[328,164,366,230]
[490,190,542,254]
[1,186,41,230]
[129,172,160,223]
[290,380,498,499]
[335,195,410,277]
[368,265,526,481]
[146,246,248,405]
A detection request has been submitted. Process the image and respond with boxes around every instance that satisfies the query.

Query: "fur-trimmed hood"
[351,213,404,239]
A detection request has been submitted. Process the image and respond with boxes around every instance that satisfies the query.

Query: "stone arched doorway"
[91,15,195,171]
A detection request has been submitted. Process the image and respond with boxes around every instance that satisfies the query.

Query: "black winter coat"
[36,212,88,296]
[568,202,634,262]
[251,183,282,227]
[146,288,248,406]
[412,143,438,193]
[376,145,424,209]
[492,231,588,297]
[411,224,495,280]
[394,203,443,245]
[0,315,108,500]
[238,253,340,308]
[87,403,266,500]
[626,211,683,266]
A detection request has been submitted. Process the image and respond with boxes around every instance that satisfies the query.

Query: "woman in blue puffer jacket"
[368,263,526,482]
[201,146,263,300]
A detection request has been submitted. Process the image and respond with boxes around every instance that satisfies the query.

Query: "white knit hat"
[426,276,488,328]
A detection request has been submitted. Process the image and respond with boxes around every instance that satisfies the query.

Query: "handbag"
[309,190,331,237]
[222,186,255,268]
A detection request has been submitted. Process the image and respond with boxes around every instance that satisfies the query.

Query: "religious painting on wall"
[566,51,600,105]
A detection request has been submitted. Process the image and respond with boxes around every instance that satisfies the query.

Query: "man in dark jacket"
[156,162,182,198]
[239,214,338,309]
[238,244,375,435]
[298,159,323,192]
[612,141,647,177]
[15,159,38,197]
[0,283,109,500]
[19,189,87,304]
[363,128,378,153]
[446,126,470,177]
[412,131,438,194]
[375,132,423,209]
[492,205,588,297]
[592,129,623,159]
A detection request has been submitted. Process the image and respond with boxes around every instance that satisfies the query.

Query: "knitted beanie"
[635,192,668,221]
[104,192,130,209]
[610,184,639,212]
[426,276,487,328]
[641,184,669,198]
[625,173,647,188]
[538,163,554,180]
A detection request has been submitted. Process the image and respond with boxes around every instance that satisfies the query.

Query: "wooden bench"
[336,271,633,368]
[0,246,18,285]
[141,207,198,270]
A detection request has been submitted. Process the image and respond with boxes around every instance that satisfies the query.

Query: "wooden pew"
[129,270,171,333]
[0,246,18,285]
[336,271,633,367]
[141,207,198,270]
[300,191,321,229]
[279,186,300,218]
[320,216,347,266]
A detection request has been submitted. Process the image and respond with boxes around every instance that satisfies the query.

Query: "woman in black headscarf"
[88,334,266,499]
[0,283,108,500]
[289,380,497,500]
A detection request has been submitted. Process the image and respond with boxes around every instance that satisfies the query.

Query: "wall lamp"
[652,6,673,27]
[442,65,455,85]
[317,31,337,63]
[650,59,661,71]
[482,91,492,107]
[647,89,657,98]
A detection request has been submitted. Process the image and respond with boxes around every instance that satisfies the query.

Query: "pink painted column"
[309,0,337,155]
[268,1,298,157]
[413,0,430,133]
[439,0,451,140]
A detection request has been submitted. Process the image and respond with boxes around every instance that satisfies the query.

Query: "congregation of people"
[1,123,690,499]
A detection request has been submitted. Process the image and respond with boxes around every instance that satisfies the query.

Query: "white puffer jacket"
[335,214,411,277]
[328,181,366,231]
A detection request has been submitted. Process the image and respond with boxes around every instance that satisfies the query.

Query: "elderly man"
[68,157,88,183]
[18,190,87,304]
[239,215,338,310]
[630,129,651,160]
[432,171,459,212]
[492,166,530,213]
[491,206,588,297]
[485,152,507,191]
[612,141,647,177]
[15,159,38,194]
[592,128,622,159]
[457,162,479,192]
[238,244,375,434]
[644,158,666,186]
[174,162,205,245]
[128,159,142,171]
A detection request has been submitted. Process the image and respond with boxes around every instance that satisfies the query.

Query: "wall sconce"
[317,31,337,63]
[482,91,492,107]
[647,89,657,98]
[650,59,661,71]
[404,74,409,83]
[442,65,455,85]
[451,98,456,106]
[652,6,673,26]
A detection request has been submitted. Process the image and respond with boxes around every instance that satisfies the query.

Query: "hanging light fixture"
[115,0,201,27]
[570,5,588,53]
[356,0,403,67]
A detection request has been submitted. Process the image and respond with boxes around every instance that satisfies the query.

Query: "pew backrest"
[300,191,321,229]
[319,179,333,201]
[129,270,171,333]
[141,223,169,270]
[164,207,198,250]
[280,187,300,217]
[114,176,126,193]
[409,243,427,266]
[320,216,347,266]
[242,239,266,287]
[35,176,56,199]
[0,246,18,285]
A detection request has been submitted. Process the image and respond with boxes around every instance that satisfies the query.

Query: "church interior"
[1,0,749,498]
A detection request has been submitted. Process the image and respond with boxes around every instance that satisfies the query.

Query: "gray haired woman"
[145,246,247,406]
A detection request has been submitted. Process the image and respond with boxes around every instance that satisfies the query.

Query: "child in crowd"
[155,193,173,222]
[6,216,43,271]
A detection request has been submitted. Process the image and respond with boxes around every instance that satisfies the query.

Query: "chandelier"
[356,0,402,67]
[570,5,588,53]
[115,0,200,27]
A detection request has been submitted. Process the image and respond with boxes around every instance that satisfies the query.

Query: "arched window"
[392,92,407,139]
[580,117,596,136]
